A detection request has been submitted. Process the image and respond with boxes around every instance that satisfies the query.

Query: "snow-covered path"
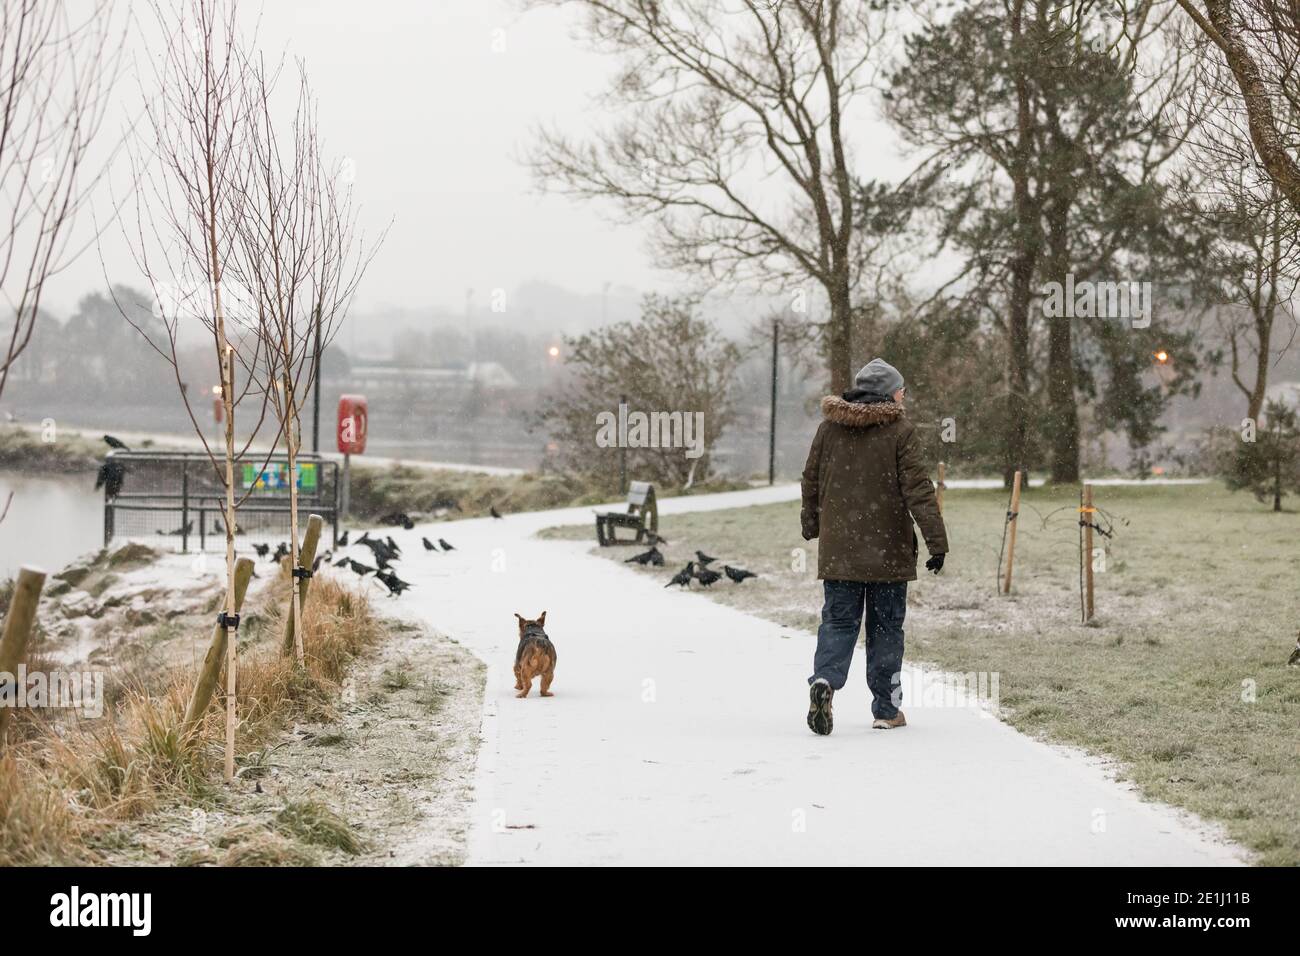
[375,485,1243,866]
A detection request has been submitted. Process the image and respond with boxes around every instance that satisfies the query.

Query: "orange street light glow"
[1154,350,1169,364]
[548,346,560,358]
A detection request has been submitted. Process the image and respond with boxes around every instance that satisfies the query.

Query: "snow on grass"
[1,553,484,866]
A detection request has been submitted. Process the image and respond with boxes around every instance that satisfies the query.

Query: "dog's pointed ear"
[514,613,525,625]
[537,611,546,627]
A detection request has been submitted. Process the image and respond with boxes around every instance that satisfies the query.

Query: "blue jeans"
[808,580,907,719]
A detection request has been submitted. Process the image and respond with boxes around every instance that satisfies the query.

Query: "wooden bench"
[595,481,659,546]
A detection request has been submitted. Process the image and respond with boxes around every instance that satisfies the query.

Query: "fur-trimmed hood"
[820,395,905,428]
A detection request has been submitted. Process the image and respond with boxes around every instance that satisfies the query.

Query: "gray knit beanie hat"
[842,358,904,403]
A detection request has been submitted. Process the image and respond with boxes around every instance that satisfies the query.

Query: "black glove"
[925,553,945,575]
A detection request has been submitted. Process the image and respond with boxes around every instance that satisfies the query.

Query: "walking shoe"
[807,679,833,735]
[871,710,907,730]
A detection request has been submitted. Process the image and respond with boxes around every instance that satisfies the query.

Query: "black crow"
[312,554,326,573]
[253,543,270,558]
[376,570,413,596]
[347,559,376,576]
[694,567,722,587]
[337,530,349,547]
[94,459,126,498]
[438,538,455,551]
[724,565,758,583]
[422,537,438,551]
[334,556,350,567]
[103,434,130,451]
[665,562,695,588]
[379,512,415,530]
[695,550,718,567]
[490,505,503,519]
[272,542,290,564]
[625,547,662,566]
[385,535,402,555]
[358,537,397,562]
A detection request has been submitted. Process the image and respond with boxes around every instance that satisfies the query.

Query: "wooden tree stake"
[1082,482,1096,622]
[1001,470,1023,595]
[282,513,324,661]
[0,566,47,751]
[182,557,254,733]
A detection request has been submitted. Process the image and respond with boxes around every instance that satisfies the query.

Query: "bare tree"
[1214,188,1300,421]
[0,1,123,402]
[1195,166,1300,422]
[537,294,742,488]
[232,54,379,663]
[525,0,891,394]
[1175,1,1300,214]
[113,0,277,782]
[1178,10,1300,421]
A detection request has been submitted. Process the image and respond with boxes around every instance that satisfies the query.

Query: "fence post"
[936,461,946,515]
[1001,470,1023,595]
[181,461,190,554]
[181,557,254,733]
[282,514,324,660]
[619,393,628,495]
[769,319,778,486]
[1082,482,1095,623]
[331,462,340,546]
[341,453,351,518]
[0,566,48,751]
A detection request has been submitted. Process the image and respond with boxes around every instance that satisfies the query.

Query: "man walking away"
[800,358,948,735]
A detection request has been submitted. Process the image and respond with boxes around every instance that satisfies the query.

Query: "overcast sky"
[46,1,648,319]
[51,0,911,329]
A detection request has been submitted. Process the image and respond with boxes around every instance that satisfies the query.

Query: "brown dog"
[513,611,556,698]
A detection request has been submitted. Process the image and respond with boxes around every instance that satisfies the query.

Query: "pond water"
[0,470,104,581]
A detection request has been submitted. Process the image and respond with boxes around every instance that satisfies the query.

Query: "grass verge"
[0,564,382,866]
[347,462,748,524]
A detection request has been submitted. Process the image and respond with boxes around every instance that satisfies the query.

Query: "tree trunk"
[1193,0,1300,218]
[220,343,237,783]
[827,272,853,395]
[1274,430,1282,511]
[1006,255,1034,487]
[1004,0,1037,488]
[284,375,305,665]
[1045,202,1079,483]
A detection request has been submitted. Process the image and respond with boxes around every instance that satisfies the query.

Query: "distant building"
[339,361,519,394]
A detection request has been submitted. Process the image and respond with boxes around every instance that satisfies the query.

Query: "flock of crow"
[624,544,759,589]
[95,431,760,597]
[253,527,426,597]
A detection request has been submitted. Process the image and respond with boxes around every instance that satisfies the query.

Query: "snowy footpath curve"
[377,484,1245,866]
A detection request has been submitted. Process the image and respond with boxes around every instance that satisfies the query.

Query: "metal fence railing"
[102,450,339,552]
